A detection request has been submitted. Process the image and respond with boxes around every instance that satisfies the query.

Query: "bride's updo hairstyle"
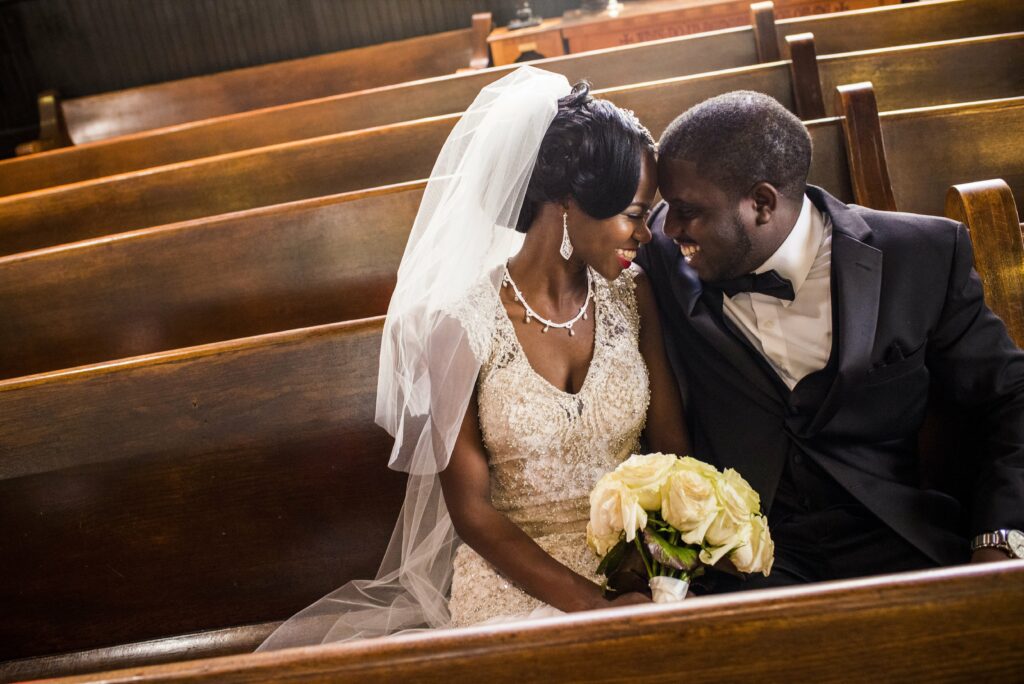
[515,81,655,233]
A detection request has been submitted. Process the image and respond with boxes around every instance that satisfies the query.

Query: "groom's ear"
[751,182,779,226]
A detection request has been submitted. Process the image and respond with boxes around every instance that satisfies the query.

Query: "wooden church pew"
[0,124,846,668]
[2,0,1020,196]
[0,182,422,379]
[4,135,1022,675]
[19,13,493,153]
[31,563,1024,683]
[837,83,1024,218]
[945,179,1024,347]
[3,94,1023,381]
[0,317,404,678]
[2,31,1021,255]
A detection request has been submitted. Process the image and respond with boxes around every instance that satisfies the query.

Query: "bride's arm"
[634,270,692,455]
[439,390,650,613]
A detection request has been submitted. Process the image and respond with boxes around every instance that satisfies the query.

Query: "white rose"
[701,468,763,563]
[661,460,719,545]
[730,514,775,576]
[586,521,620,557]
[613,452,679,510]
[589,475,648,547]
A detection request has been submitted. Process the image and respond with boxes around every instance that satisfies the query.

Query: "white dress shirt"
[722,195,833,390]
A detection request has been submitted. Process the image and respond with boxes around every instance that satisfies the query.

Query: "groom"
[637,91,1024,589]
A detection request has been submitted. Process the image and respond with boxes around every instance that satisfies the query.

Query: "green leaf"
[596,536,627,576]
[643,528,701,572]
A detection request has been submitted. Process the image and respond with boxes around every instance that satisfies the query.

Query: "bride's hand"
[604,591,652,607]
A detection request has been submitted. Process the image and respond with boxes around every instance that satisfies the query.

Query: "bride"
[258,66,689,650]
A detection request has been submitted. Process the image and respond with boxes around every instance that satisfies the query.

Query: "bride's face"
[569,149,657,281]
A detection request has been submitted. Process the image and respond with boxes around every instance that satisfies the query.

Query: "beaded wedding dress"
[446,267,651,627]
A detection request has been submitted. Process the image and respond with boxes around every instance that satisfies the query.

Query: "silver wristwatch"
[970,529,1024,559]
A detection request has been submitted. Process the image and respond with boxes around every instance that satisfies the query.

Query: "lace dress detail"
[447,267,650,627]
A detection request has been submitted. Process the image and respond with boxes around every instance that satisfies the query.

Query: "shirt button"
[793,453,803,466]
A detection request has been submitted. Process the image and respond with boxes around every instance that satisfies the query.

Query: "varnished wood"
[0,116,456,254]
[4,33,1021,253]
[490,0,896,65]
[470,13,494,69]
[881,98,1024,218]
[750,1,781,63]
[31,563,1024,683]
[0,182,422,379]
[1,622,278,683]
[0,318,404,665]
[14,90,70,156]
[786,32,826,119]
[836,82,897,211]
[3,0,1019,197]
[945,179,1024,347]
[48,19,491,147]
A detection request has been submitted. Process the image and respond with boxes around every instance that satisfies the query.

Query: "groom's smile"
[657,157,767,283]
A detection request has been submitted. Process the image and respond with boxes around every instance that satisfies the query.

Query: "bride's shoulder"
[439,274,503,363]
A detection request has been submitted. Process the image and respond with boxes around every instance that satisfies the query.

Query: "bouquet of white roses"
[587,453,773,602]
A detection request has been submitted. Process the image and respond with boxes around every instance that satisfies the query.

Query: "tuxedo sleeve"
[926,223,1024,535]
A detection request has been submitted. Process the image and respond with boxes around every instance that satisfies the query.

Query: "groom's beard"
[705,210,753,283]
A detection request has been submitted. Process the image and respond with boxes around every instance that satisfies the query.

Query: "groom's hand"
[970,547,1011,564]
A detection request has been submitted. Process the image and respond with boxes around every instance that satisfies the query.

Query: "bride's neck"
[508,205,589,307]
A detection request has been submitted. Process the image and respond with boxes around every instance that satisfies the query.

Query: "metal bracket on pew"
[470,13,493,70]
[749,1,780,63]
[786,33,825,120]
[945,179,1024,347]
[836,81,897,212]
[14,90,72,156]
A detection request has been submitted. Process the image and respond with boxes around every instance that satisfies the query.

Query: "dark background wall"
[0,0,581,158]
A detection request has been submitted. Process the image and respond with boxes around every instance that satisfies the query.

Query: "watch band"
[970,529,1024,558]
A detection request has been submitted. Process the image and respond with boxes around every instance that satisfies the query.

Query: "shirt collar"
[753,194,823,306]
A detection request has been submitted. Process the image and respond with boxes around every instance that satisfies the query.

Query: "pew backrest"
[56,15,492,146]
[3,32,1021,254]
[16,563,1024,683]
[0,317,404,669]
[0,182,422,379]
[2,0,1020,196]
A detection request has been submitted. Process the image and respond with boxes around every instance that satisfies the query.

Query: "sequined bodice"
[447,267,650,627]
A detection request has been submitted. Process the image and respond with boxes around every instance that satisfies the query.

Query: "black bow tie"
[710,270,795,301]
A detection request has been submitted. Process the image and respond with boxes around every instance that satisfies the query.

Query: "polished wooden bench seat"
[2,0,1019,196]
[17,13,492,153]
[2,31,1021,255]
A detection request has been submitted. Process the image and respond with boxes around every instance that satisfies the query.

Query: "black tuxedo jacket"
[637,185,1024,566]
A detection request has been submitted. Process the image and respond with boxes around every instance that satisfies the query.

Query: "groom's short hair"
[659,91,811,201]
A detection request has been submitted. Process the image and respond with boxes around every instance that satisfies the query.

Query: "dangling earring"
[559,211,573,260]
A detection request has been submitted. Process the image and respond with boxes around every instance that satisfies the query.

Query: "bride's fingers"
[608,591,652,606]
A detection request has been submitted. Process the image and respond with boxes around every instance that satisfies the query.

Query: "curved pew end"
[786,32,826,119]
[28,562,1024,683]
[750,1,780,63]
[945,178,1024,347]
[836,81,897,211]
[470,13,493,70]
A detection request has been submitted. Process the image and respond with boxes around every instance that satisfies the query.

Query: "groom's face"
[657,157,756,283]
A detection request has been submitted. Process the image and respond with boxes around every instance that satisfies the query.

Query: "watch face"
[1008,530,1024,558]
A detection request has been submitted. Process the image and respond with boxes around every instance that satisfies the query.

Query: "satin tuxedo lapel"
[803,186,882,435]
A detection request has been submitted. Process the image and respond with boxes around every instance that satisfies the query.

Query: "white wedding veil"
[257,66,572,650]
